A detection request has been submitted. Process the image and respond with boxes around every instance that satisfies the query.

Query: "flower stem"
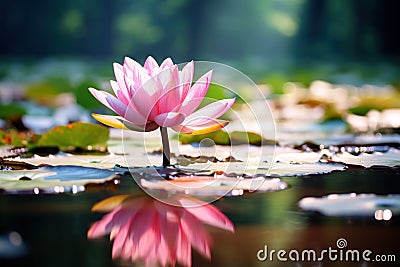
[160,127,170,167]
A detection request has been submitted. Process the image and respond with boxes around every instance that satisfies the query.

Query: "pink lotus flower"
[89,56,235,134]
[88,195,234,267]
[89,56,235,166]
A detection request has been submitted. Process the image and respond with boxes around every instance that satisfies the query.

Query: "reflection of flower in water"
[88,195,234,267]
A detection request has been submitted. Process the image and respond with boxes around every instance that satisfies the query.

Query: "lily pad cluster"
[0,58,399,200]
[1,122,109,155]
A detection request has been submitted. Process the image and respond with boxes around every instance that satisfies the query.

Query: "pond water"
[1,168,398,267]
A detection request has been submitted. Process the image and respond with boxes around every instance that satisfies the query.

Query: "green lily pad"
[0,165,117,193]
[230,131,266,145]
[0,130,36,147]
[72,79,104,109]
[179,130,230,145]
[348,106,380,116]
[0,104,26,120]
[25,80,70,106]
[178,130,268,146]
[36,122,109,150]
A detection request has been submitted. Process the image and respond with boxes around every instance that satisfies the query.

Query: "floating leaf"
[140,176,288,196]
[0,146,19,160]
[7,153,160,170]
[178,130,268,146]
[25,80,70,106]
[183,161,345,177]
[0,159,37,170]
[0,130,36,147]
[331,149,400,168]
[0,103,26,120]
[72,79,104,109]
[348,106,379,116]
[350,95,400,114]
[0,130,23,147]
[179,130,230,145]
[270,162,345,176]
[36,122,109,150]
[230,131,266,145]
[275,151,323,163]
[299,193,400,218]
[0,165,117,193]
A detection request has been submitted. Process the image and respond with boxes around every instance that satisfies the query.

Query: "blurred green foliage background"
[0,0,399,87]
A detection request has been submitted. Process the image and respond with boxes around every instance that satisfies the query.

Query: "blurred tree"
[0,0,399,66]
[295,0,400,62]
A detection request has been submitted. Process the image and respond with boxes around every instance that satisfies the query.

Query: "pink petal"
[160,57,174,70]
[124,57,150,89]
[154,112,185,127]
[122,64,135,95]
[178,70,213,115]
[87,213,116,238]
[110,227,120,240]
[144,56,159,74]
[156,231,170,266]
[173,97,203,117]
[114,117,152,132]
[154,201,181,248]
[184,98,236,125]
[131,76,161,120]
[117,117,158,132]
[92,204,142,237]
[156,67,192,114]
[179,198,235,233]
[155,66,181,113]
[153,201,182,266]
[155,86,182,114]
[113,63,130,98]
[110,80,129,104]
[176,226,192,267]
[112,222,131,259]
[179,117,227,128]
[180,211,211,259]
[178,61,194,102]
[123,56,138,70]
[172,119,228,134]
[89,88,149,125]
[160,65,179,91]
[116,217,141,260]
[137,222,158,261]
[128,207,157,258]
[113,76,145,117]
[88,87,125,114]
